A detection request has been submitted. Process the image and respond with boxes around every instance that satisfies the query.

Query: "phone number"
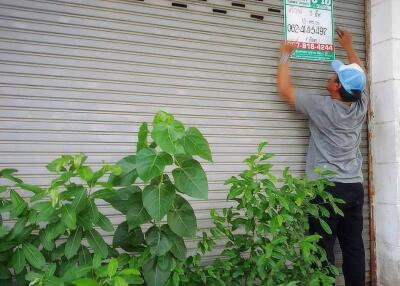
[296,42,334,51]
[287,24,328,36]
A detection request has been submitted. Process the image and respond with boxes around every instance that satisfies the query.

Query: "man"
[277,29,367,286]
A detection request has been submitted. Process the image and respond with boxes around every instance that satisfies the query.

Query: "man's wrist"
[343,45,355,53]
[279,52,291,65]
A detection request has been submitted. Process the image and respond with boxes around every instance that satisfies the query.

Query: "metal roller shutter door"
[0,0,369,284]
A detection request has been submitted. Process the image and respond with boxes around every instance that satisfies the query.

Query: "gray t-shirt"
[295,91,368,183]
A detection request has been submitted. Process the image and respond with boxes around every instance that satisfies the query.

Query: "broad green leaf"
[90,253,100,270]
[126,193,151,229]
[108,156,138,187]
[136,148,172,182]
[77,208,94,230]
[151,120,185,154]
[108,258,118,277]
[40,229,55,251]
[157,254,173,272]
[78,166,94,183]
[116,254,130,267]
[46,158,65,173]
[10,190,27,218]
[119,268,141,276]
[142,183,175,221]
[62,265,92,282]
[0,168,18,177]
[257,141,268,154]
[72,278,99,286]
[43,275,64,286]
[181,127,212,162]
[91,165,122,187]
[61,205,77,230]
[25,272,42,282]
[123,276,144,284]
[97,213,114,232]
[143,257,171,286]
[88,199,100,224]
[86,229,108,258]
[78,246,92,266]
[12,248,25,274]
[65,228,83,259]
[170,236,187,261]
[167,195,197,238]
[277,214,284,226]
[137,122,148,152]
[22,243,45,269]
[91,189,117,200]
[161,225,187,261]
[113,222,144,252]
[49,188,60,208]
[319,219,332,235]
[51,243,65,261]
[73,154,87,170]
[8,216,27,240]
[106,186,141,214]
[264,244,273,259]
[301,241,311,259]
[153,111,174,124]
[304,234,322,243]
[145,226,172,256]
[33,202,56,222]
[17,183,43,194]
[114,276,128,286]
[72,188,88,213]
[0,168,22,183]
[332,203,344,217]
[172,159,208,199]
[46,222,66,240]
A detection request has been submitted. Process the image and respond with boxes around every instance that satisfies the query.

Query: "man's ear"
[334,82,342,92]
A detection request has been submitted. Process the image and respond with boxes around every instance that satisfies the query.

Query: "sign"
[284,0,335,61]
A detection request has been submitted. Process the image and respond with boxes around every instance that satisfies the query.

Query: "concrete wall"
[371,0,400,284]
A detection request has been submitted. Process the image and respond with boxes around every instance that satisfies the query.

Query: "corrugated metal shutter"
[0,0,369,284]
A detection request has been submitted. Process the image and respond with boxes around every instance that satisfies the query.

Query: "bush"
[0,112,343,286]
[0,111,212,286]
[173,142,343,286]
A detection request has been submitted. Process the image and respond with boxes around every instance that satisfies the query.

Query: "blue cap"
[331,60,366,95]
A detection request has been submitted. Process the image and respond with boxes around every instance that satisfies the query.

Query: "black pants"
[309,182,365,286]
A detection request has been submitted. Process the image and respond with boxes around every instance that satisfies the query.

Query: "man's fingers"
[335,27,343,37]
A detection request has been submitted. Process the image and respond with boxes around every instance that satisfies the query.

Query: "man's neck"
[330,92,352,107]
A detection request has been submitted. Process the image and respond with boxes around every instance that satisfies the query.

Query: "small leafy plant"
[0,111,212,286]
[174,143,343,286]
[106,111,212,286]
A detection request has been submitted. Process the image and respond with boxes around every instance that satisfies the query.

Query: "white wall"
[371,0,400,284]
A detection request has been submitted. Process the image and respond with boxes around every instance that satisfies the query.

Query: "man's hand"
[336,28,365,71]
[280,41,297,55]
[336,28,353,51]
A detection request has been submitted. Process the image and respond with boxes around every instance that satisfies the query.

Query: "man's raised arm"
[337,29,365,71]
[277,42,297,107]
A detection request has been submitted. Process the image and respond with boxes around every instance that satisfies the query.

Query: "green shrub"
[0,111,212,286]
[172,142,343,286]
[0,112,343,286]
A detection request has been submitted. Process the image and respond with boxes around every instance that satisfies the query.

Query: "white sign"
[284,0,335,61]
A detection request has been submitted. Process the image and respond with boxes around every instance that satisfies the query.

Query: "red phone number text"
[291,42,334,51]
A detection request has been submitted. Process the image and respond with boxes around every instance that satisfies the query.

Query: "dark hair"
[335,77,362,102]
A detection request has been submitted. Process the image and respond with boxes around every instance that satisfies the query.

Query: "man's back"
[295,91,368,182]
